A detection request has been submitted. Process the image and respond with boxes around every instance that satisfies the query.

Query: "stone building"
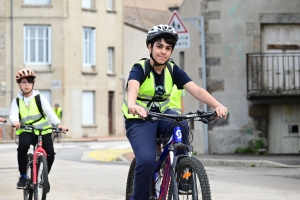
[0,0,124,139]
[170,0,300,154]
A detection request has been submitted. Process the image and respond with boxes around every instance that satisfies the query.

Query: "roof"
[124,6,173,32]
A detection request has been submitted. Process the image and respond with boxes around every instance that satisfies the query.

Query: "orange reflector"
[182,172,191,179]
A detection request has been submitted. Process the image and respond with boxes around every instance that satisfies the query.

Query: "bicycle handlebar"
[0,120,7,123]
[19,124,68,133]
[146,109,217,124]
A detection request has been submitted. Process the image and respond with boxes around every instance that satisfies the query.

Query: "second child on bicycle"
[9,69,68,191]
[122,24,228,200]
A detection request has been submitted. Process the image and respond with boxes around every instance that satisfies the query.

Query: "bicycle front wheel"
[57,132,62,143]
[34,155,49,200]
[168,157,211,200]
[24,153,33,200]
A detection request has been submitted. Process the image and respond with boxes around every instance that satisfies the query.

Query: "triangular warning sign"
[167,11,188,34]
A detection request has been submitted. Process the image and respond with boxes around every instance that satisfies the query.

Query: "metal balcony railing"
[246,53,300,98]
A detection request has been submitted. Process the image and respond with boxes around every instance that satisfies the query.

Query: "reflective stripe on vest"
[169,85,183,114]
[122,60,174,119]
[16,97,52,136]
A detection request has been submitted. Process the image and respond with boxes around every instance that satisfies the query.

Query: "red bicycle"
[21,124,67,200]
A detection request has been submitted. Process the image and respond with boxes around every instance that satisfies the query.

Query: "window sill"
[24,65,53,73]
[82,69,98,75]
[82,125,97,128]
[82,8,97,12]
[107,10,117,14]
[107,73,116,76]
[22,5,53,8]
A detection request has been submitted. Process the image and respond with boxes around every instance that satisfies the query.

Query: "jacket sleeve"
[9,99,19,124]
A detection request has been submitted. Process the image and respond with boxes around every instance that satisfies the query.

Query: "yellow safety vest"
[169,85,184,114]
[53,107,62,119]
[16,97,52,135]
[122,60,174,119]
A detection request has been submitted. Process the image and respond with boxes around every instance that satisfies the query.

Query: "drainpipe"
[10,0,14,101]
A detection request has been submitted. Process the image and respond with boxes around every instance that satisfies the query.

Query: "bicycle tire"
[167,157,211,200]
[34,155,49,200]
[23,153,34,200]
[125,157,136,200]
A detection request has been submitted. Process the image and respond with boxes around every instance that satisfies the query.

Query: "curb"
[120,152,300,168]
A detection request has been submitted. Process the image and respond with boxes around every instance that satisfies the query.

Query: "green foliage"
[234,147,253,154]
[193,151,197,155]
[251,164,256,167]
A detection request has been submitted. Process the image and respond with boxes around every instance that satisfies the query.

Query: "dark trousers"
[18,132,55,175]
[125,109,188,200]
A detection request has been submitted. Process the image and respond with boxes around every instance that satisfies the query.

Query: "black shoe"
[178,179,192,194]
[16,177,27,189]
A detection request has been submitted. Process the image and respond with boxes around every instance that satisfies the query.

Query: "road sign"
[167,11,190,48]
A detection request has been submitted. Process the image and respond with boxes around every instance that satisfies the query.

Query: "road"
[0,141,299,199]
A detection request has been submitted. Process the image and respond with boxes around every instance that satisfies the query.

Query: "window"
[107,47,114,74]
[82,0,94,9]
[24,26,51,65]
[107,0,114,11]
[82,28,96,67]
[24,0,50,5]
[82,91,95,125]
[39,90,51,105]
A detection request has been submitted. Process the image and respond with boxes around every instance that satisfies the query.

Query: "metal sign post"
[182,16,209,154]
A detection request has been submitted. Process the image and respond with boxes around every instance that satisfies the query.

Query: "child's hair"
[149,33,177,50]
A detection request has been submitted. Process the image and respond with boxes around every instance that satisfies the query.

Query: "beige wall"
[123,25,148,83]
[2,0,125,138]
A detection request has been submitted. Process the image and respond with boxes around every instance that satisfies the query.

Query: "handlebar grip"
[3,120,6,123]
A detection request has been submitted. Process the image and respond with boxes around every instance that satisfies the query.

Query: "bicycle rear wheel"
[125,157,165,200]
[34,155,49,200]
[168,157,211,200]
[125,157,136,200]
[23,153,33,200]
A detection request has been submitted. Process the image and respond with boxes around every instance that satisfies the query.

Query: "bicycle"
[125,109,217,200]
[51,130,62,143]
[21,124,67,200]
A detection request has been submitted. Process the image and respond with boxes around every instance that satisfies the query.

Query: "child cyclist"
[9,69,68,191]
[122,24,227,200]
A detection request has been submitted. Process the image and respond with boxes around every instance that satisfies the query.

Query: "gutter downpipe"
[10,0,14,101]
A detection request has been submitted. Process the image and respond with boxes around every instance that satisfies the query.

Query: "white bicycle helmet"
[146,24,178,46]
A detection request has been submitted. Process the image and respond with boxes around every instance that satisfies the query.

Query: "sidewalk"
[122,152,300,168]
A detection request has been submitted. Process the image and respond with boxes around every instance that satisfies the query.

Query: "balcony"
[246,53,300,99]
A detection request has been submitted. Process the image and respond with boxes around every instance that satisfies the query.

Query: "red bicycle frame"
[32,136,47,185]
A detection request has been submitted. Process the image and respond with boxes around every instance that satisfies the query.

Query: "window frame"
[82,91,95,125]
[82,27,96,67]
[23,25,51,66]
[24,0,50,5]
[107,0,114,11]
[107,47,114,74]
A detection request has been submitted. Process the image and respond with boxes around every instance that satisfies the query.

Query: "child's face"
[19,78,34,93]
[148,38,173,65]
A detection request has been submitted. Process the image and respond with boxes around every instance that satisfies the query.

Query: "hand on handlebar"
[57,124,68,132]
[0,117,6,123]
[214,106,228,119]
[13,121,21,129]
[128,105,147,118]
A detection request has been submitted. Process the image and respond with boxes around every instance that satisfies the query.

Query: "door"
[108,91,114,135]
[262,25,300,90]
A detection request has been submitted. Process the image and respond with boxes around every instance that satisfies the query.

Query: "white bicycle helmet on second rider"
[146,24,178,47]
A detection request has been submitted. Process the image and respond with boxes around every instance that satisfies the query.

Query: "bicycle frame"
[153,124,192,200]
[32,135,47,185]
